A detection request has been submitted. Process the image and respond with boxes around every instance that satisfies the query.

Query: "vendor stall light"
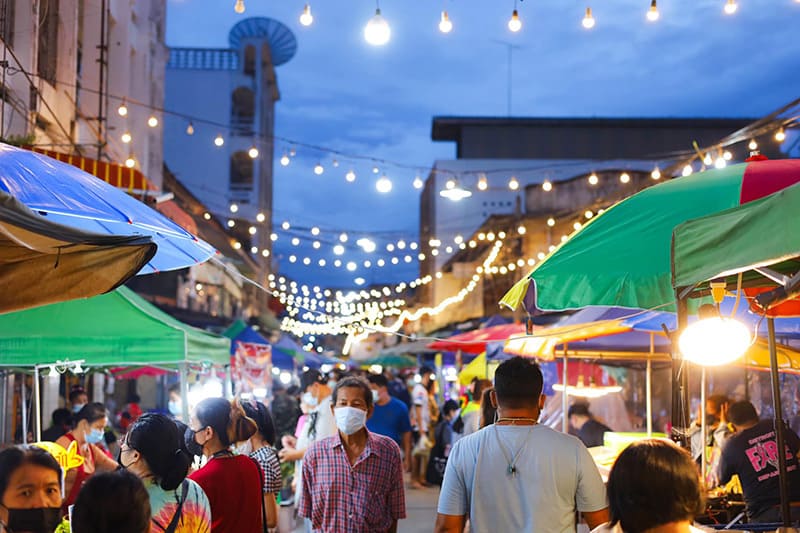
[527,258,536,266]
[682,164,694,176]
[748,139,758,150]
[233,241,242,250]
[517,225,527,234]
[346,169,356,182]
[724,0,738,15]
[508,176,520,190]
[203,212,211,220]
[376,175,393,193]
[303,257,312,265]
[186,122,194,135]
[679,316,751,366]
[387,243,395,252]
[377,258,385,266]
[548,245,556,252]
[248,146,259,159]
[364,6,391,46]
[339,233,348,243]
[397,240,407,249]
[270,233,278,241]
[346,262,357,271]
[547,217,556,227]
[357,238,377,253]
[121,131,132,144]
[147,116,159,128]
[542,180,553,192]
[619,172,630,184]
[314,163,324,175]
[582,7,595,29]
[318,259,326,266]
[413,175,424,189]
[703,153,713,166]
[584,210,594,219]
[775,128,786,142]
[651,167,661,180]
[279,371,292,385]
[229,203,239,213]
[508,9,522,32]
[440,181,472,201]
[439,11,453,33]
[300,3,313,26]
[214,134,224,147]
[477,175,488,190]
[561,235,568,242]
[125,155,136,168]
[234,0,245,14]
[251,246,259,254]
[588,173,599,185]
[280,153,290,166]
[537,252,546,260]
[573,222,582,231]
[647,0,660,21]
[553,376,622,398]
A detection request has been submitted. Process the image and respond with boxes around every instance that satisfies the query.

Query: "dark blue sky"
[167,0,800,288]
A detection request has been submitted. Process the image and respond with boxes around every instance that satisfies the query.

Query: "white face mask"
[334,406,367,435]
[302,391,318,408]
[372,390,380,403]
[235,440,253,455]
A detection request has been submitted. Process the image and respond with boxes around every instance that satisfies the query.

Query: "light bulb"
[117,100,128,116]
[314,163,324,175]
[121,131,132,144]
[517,225,527,234]
[234,0,245,14]
[647,0,660,21]
[620,172,630,183]
[300,3,313,26]
[186,122,194,135]
[588,173,598,185]
[508,9,522,32]
[203,212,211,220]
[147,116,159,128]
[280,153,290,166]
[282,221,290,230]
[723,150,733,161]
[439,11,453,33]
[445,178,456,190]
[214,134,224,147]
[248,226,257,235]
[715,157,727,169]
[346,169,356,182]
[542,180,552,192]
[413,175,424,189]
[365,8,391,46]
[333,244,345,256]
[376,175,393,193]
[509,176,520,190]
[703,153,713,166]
[230,203,239,213]
[311,226,320,236]
[651,167,661,180]
[724,0,737,14]
[775,128,786,142]
[682,164,694,176]
[339,233,348,243]
[256,213,266,223]
[748,139,758,150]
[582,7,595,29]
[227,220,235,228]
[477,176,488,190]
[547,217,555,227]
[248,146,259,159]
[125,156,135,168]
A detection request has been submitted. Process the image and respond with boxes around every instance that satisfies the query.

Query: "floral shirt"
[145,478,212,533]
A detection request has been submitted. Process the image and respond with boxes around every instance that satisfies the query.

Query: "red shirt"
[189,454,263,533]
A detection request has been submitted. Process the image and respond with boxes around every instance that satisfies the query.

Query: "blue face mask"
[86,427,104,444]
[72,403,86,414]
[168,401,182,416]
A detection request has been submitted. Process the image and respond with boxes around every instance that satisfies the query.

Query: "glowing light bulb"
[147,116,159,128]
[248,146,259,159]
[186,122,194,135]
[703,153,713,166]
[281,221,290,230]
[547,218,555,227]
[117,100,128,116]
[280,153,290,166]
[364,8,391,46]
[256,213,266,223]
[234,0,245,14]
[517,225,527,234]
[682,164,694,176]
[715,157,727,169]
[230,203,239,213]
[647,0,660,21]
[775,128,786,142]
[248,226,257,235]
[542,180,553,192]
[300,3,313,26]
[619,172,630,184]
[724,0,738,15]
[121,131,132,144]
[314,163,324,175]
[445,178,456,190]
[748,139,758,150]
[346,170,356,182]
[477,176,488,190]
[651,167,661,180]
[339,233,348,243]
[588,173,598,185]
[227,220,235,228]
[439,11,453,33]
[203,212,211,220]
[214,134,224,147]
[333,245,345,256]
[413,175,424,189]
[376,175,393,193]
[582,7,595,29]
[311,227,320,236]
[125,156,135,168]
[508,176,520,190]
[508,9,522,32]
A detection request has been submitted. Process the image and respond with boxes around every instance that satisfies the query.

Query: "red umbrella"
[427,323,525,354]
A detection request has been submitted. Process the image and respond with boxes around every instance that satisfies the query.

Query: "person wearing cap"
[278,369,336,533]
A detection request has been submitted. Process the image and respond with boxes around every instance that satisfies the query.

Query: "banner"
[233,341,272,396]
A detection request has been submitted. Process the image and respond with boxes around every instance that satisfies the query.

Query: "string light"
[230,203,239,214]
[248,146,259,159]
[364,6,391,46]
[314,163,324,175]
[651,167,661,180]
[724,0,738,14]
[300,3,313,26]
[346,169,356,182]
[748,139,758,150]
[588,173,598,185]
[234,0,245,14]
[547,217,556,227]
[121,131,132,144]
[214,134,224,147]
[228,220,235,228]
[682,164,694,176]
[413,175,424,189]
[376,174,393,193]
[703,153,713,166]
[311,226,320,236]
[203,212,211,220]
[186,122,194,135]
[248,226,257,235]
[147,116,159,128]
[582,7,595,29]
[439,11,453,33]
[647,0,660,21]
[477,175,488,190]
[256,213,266,223]
[339,233,349,243]
[117,100,128,116]
[714,156,727,169]
[125,155,135,168]
[542,180,553,192]
[281,221,291,230]
[619,172,630,184]
[775,128,786,142]
[517,225,527,234]
[508,9,522,32]
[508,176,520,190]
[280,153,290,166]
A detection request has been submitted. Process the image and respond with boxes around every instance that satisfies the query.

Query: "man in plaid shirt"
[300,376,406,533]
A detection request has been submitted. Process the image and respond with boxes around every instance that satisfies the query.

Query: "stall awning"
[29,148,154,192]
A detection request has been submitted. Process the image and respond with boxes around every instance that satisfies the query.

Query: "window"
[230,86,255,135]
[243,45,255,76]
[38,0,59,84]
[0,0,16,48]
[229,151,254,191]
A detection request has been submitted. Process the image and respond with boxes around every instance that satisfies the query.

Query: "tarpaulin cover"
[0,143,215,274]
[0,286,230,367]
[0,190,155,313]
[501,160,800,314]
[427,323,525,354]
[229,326,295,371]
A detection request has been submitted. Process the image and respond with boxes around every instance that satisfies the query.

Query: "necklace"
[496,417,537,426]
[493,423,535,477]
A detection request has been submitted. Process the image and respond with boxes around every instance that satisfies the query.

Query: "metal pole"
[179,363,190,424]
[562,351,569,433]
[0,370,6,443]
[767,318,791,527]
[673,293,690,448]
[96,0,107,159]
[700,366,707,485]
[20,374,27,444]
[33,366,42,442]
[647,332,653,437]
[224,365,233,399]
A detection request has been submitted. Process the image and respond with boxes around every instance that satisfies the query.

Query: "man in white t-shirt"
[435,357,608,533]
[410,366,434,488]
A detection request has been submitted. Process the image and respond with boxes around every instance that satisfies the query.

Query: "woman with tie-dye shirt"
[119,413,212,533]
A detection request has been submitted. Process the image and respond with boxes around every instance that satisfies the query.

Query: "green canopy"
[0,286,230,368]
[673,181,800,290]
[364,353,417,368]
[222,319,248,340]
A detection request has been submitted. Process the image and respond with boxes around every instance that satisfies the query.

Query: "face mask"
[235,440,253,456]
[116,448,137,470]
[302,391,318,408]
[184,426,206,457]
[72,403,85,414]
[371,390,380,404]
[334,406,367,436]
[1,506,63,533]
[327,380,337,389]
[85,428,104,444]
[168,401,182,416]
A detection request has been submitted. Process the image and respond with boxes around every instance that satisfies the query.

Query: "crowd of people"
[3,357,800,532]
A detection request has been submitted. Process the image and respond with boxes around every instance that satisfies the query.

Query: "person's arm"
[415,405,424,431]
[717,447,734,486]
[263,492,278,529]
[388,519,398,533]
[402,431,412,471]
[434,514,466,533]
[278,446,306,462]
[582,509,610,530]
[575,442,611,529]
[92,444,119,471]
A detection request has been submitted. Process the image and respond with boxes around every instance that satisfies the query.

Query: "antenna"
[492,39,523,117]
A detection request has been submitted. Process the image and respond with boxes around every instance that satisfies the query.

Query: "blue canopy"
[231,326,295,370]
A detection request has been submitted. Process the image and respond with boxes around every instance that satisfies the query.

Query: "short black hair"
[493,357,543,408]
[72,469,151,533]
[367,373,388,389]
[442,399,459,417]
[51,408,72,426]
[728,400,759,426]
[608,439,705,533]
[568,403,591,418]
[241,400,277,446]
[69,386,87,404]
[0,445,62,497]
[74,402,108,426]
[125,413,191,491]
[168,383,180,395]
[419,366,434,378]
[300,369,326,392]
[332,377,373,409]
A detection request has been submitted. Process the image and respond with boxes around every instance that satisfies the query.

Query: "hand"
[281,435,297,449]
[278,447,301,463]
[719,402,729,425]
